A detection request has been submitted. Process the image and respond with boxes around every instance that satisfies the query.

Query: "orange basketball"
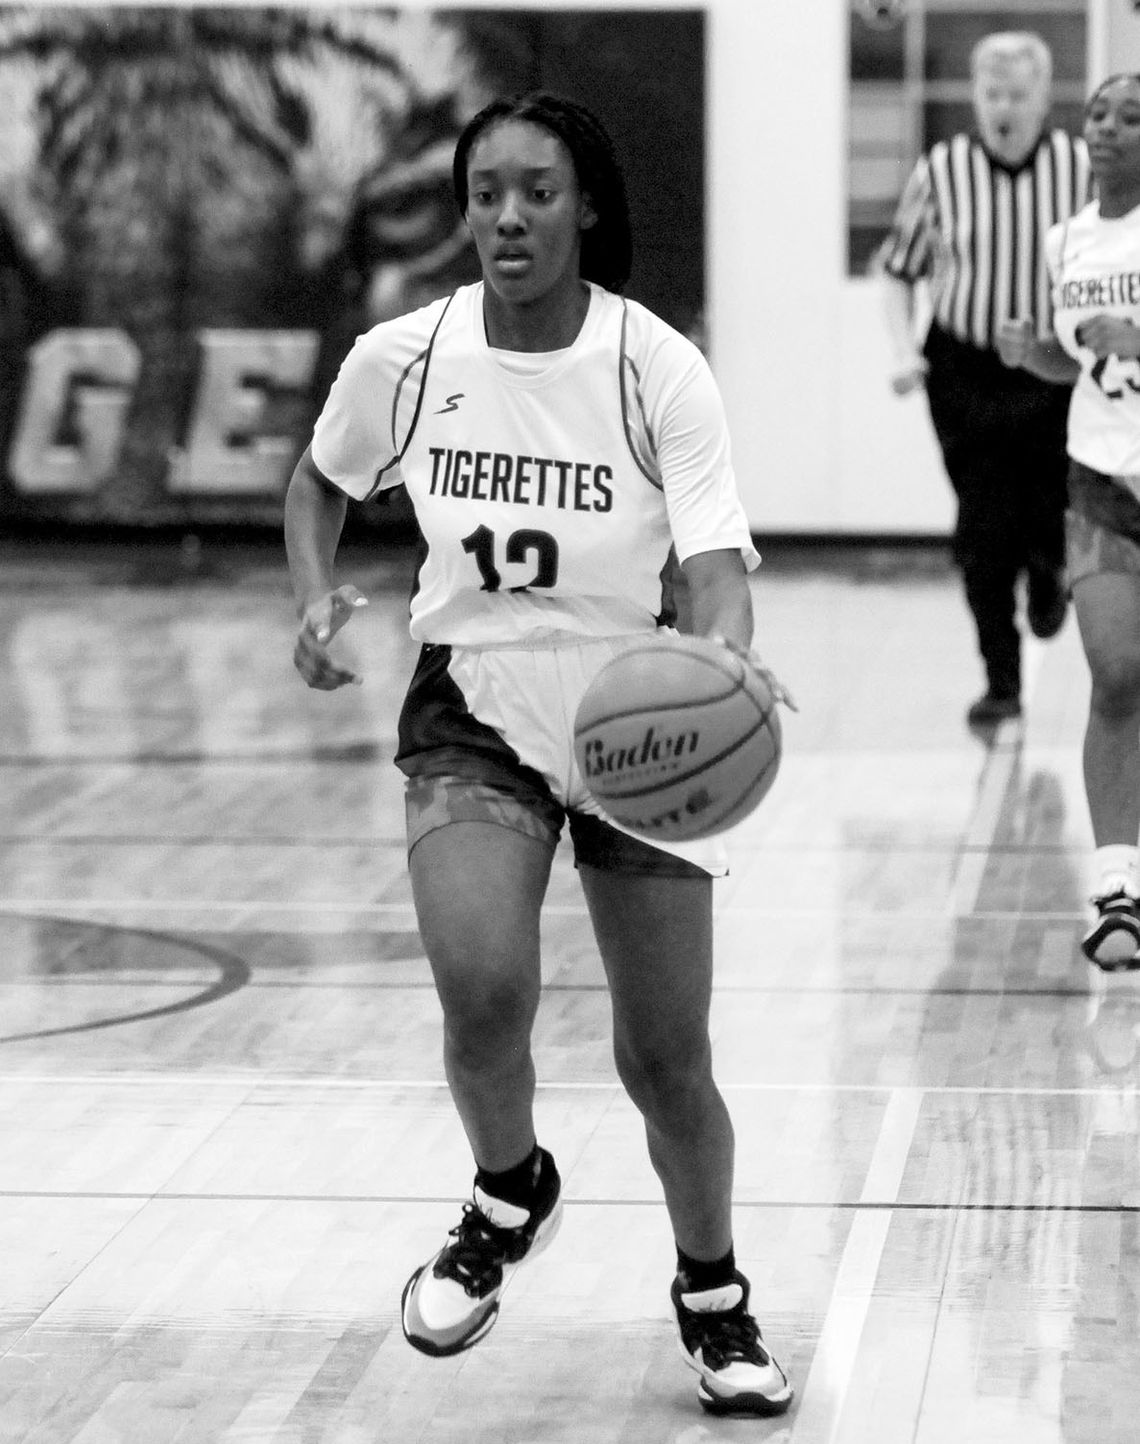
[573,634,782,842]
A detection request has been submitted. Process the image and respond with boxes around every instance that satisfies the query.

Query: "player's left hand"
[1074,314,1140,359]
[713,636,799,712]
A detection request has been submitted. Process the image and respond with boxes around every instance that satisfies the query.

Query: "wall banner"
[0,6,705,529]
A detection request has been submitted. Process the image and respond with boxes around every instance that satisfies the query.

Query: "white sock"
[1093,844,1139,898]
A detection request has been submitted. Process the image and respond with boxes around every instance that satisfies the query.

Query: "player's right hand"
[1074,314,1140,359]
[293,584,369,690]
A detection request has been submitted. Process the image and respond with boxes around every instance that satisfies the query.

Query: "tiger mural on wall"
[0,6,518,523]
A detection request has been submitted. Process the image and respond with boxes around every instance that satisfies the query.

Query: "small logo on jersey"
[435,393,465,414]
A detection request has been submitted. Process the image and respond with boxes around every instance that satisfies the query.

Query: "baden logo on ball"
[573,634,784,843]
[580,721,702,780]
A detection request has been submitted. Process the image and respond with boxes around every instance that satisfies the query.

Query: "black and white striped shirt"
[882,129,1091,349]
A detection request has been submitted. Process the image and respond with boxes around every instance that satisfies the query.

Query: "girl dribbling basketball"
[284,91,793,1418]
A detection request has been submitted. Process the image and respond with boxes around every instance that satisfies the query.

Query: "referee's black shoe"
[1027,566,1069,639]
[966,690,1022,727]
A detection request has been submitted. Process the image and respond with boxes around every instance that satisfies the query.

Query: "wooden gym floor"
[0,535,1136,1444]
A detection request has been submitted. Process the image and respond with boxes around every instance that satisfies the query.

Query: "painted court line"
[0,899,422,914]
[949,636,1045,917]
[0,899,1088,920]
[782,1088,923,1443]
[0,1074,1129,1097]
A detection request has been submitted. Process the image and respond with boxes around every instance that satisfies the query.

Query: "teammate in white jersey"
[998,73,1140,969]
[284,93,793,1417]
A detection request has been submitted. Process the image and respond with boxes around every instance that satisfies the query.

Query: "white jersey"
[311,282,759,644]
[1046,201,1140,476]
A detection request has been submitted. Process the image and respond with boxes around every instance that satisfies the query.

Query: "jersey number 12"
[462,525,560,592]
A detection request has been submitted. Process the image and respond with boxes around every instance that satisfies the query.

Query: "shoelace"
[433,1203,513,1297]
[687,1303,772,1369]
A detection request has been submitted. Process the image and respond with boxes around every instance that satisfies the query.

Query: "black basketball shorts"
[395,634,729,878]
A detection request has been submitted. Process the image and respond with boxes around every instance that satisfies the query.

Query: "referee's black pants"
[922,324,1070,701]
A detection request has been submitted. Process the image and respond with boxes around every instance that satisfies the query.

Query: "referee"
[879,31,1091,728]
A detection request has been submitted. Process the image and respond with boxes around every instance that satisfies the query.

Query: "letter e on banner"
[168,330,319,495]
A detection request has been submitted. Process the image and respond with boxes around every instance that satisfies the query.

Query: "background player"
[997,73,1140,968]
[284,91,793,1417]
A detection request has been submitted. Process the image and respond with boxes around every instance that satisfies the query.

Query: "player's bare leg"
[1073,573,1140,967]
[579,867,731,1255]
[579,865,792,1415]
[401,821,562,1355]
[409,820,551,1167]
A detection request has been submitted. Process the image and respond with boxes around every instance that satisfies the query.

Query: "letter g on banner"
[10,329,141,494]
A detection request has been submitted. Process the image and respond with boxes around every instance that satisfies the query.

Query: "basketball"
[573,634,782,843]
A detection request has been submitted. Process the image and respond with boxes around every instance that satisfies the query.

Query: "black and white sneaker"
[671,1269,793,1416]
[401,1150,562,1356]
[1082,888,1140,971]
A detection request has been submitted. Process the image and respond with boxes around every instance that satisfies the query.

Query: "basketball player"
[997,74,1140,969]
[285,93,793,1416]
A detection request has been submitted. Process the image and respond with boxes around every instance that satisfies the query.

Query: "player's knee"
[1088,653,1140,719]
[613,1032,714,1119]
[443,986,536,1071]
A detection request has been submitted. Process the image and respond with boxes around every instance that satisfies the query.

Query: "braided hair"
[452,91,633,293]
